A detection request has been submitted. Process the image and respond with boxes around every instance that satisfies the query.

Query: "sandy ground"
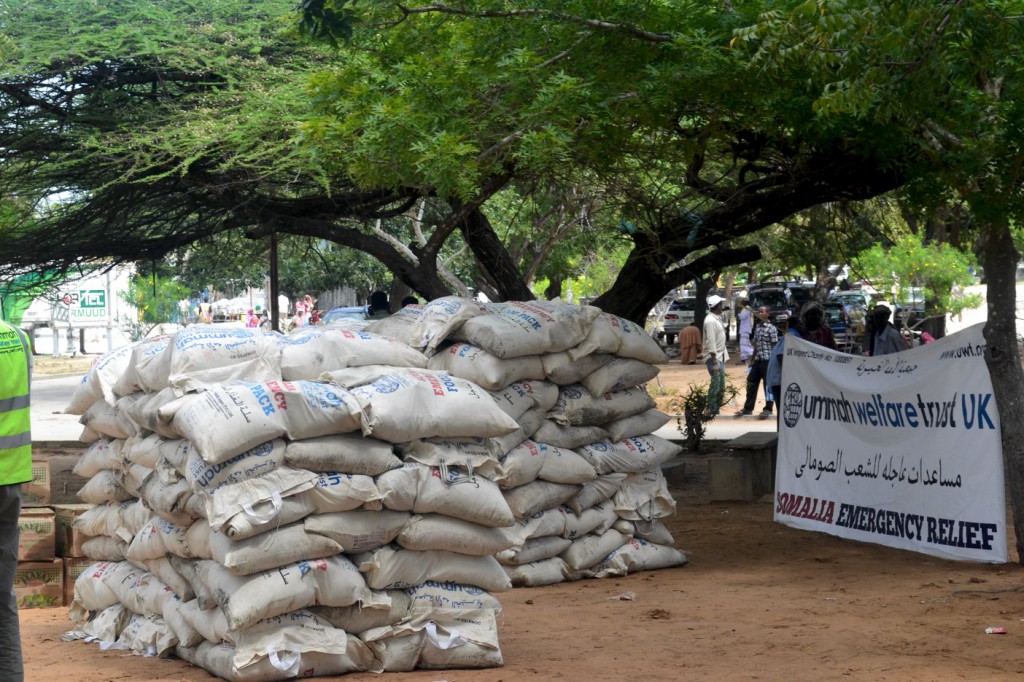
[19,353,1024,681]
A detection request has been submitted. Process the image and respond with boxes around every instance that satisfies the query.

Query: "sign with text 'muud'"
[59,289,108,326]
[774,323,1007,562]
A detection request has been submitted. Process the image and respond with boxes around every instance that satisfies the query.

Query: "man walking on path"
[736,306,778,419]
[702,295,729,417]
[0,318,32,682]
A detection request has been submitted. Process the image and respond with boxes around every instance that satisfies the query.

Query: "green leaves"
[296,0,357,46]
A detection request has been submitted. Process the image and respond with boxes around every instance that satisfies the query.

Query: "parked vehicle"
[823,301,861,353]
[658,297,696,345]
[832,289,872,311]
[747,287,792,331]
[322,305,369,324]
[893,288,926,330]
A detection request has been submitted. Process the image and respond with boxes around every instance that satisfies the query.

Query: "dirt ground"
[19,354,1024,681]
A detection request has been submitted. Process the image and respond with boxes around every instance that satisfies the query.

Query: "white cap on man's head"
[707,294,726,309]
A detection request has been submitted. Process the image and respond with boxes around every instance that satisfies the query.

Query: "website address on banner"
[940,342,986,359]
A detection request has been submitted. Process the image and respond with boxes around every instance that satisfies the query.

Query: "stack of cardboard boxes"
[16,453,91,608]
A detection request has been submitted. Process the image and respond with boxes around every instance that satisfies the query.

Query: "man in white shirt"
[702,295,729,416]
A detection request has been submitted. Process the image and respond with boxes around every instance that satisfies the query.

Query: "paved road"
[30,374,86,443]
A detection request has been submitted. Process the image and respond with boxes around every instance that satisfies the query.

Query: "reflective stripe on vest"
[0,321,32,485]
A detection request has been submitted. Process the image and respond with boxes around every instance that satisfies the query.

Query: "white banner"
[774,323,1007,562]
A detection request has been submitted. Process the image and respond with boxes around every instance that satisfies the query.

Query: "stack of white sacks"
[63,297,688,680]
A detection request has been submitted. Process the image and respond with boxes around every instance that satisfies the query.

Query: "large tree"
[734,0,1024,557]
[0,0,909,324]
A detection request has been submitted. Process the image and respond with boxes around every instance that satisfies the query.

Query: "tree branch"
[395,3,676,43]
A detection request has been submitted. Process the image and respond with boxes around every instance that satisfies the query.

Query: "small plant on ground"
[667,380,739,451]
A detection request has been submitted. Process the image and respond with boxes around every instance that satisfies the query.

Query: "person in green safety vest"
[0,318,31,681]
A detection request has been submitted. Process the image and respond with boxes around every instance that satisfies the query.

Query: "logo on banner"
[783,382,802,428]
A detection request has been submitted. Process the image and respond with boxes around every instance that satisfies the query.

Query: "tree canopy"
[0,0,918,324]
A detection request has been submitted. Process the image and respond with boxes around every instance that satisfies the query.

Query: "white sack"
[355,544,511,592]
[280,327,428,380]
[560,529,628,571]
[613,468,677,521]
[67,339,155,412]
[532,420,609,449]
[195,555,384,631]
[78,469,133,505]
[427,342,544,390]
[567,474,628,515]
[284,434,401,476]
[591,538,689,577]
[612,518,675,546]
[81,536,129,561]
[310,590,412,634]
[324,367,519,443]
[113,335,173,396]
[572,312,667,365]
[547,384,656,427]
[202,467,319,532]
[209,522,344,575]
[173,380,365,465]
[504,557,573,588]
[604,408,672,442]
[536,443,598,485]
[540,351,614,386]
[407,296,488,353]
[495,440,546,489]
[562,502,619,540]
[79,400,136,440]
[396,514,515,556]
[363,304,424,347]
[304,509,410,553]
[377,463,515,528]
[496,535,572,565]
[73,439,124,478]
[487,380,559,421]
[502,480,580,520]
[118,388,189,439]
[575,434,682,475]
[165,325,281,395]
[580,357,660,397]
[183,439,288,494]
[399,437,503,481]
[455,300,600,359]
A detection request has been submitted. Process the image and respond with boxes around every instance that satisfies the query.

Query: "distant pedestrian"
[736,306,778,419]
[701,295,729,417]
[678,323,702,365]
[245,309,258,328]
[869,305,907,356]
[767,315,801,423]
[367,291,391,319]
[736,298,753,365]
[800,302,837,350]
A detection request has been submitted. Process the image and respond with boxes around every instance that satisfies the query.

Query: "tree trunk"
[981,217,1024,562]
[456,205,535,302]
[594,243,762,323]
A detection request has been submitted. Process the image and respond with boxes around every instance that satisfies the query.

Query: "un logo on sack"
[782,382,802,428]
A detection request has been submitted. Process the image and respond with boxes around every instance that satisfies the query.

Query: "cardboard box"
[15,559,63,609]
[53,504,93,558]
[17,507,55,561]
[62,557,94,607]
[40,454,90,505]
[21,460,51,507]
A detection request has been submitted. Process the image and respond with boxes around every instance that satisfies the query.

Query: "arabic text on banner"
[774,323,1006,562]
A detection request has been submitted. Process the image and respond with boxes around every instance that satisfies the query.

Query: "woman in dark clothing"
[799,302,837,350]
